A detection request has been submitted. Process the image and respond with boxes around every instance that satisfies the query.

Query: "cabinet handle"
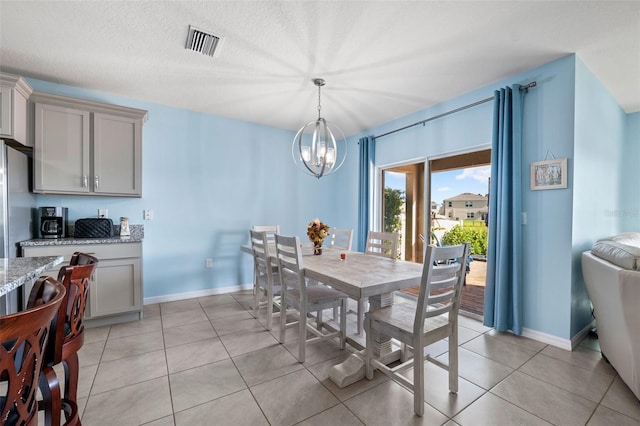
[82,176,88,188]
[95,176,100,189]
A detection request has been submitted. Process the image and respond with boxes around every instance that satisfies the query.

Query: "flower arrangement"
[307,218,330,245]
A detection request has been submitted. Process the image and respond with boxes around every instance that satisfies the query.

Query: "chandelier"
[292,78,346,179]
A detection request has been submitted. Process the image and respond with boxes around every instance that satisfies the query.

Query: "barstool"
[1,276,66,425]
[35,253,98,426]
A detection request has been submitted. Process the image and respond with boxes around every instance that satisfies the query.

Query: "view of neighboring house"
[440,193,488,221]
[431,201,439,215]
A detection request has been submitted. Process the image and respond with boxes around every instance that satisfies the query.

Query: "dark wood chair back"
[69,251,98,266]
[1,277,65,425]
[53,261,98,363]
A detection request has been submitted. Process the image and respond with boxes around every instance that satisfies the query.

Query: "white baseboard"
[570,320,597,350]
[521,327,572,350]
[522,320,595,351]
[144,283,253,305]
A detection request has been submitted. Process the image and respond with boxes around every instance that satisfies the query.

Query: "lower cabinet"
[22,242,142,324]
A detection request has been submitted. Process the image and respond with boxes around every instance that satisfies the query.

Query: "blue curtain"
[483,84,524,335]
[357,136,375,252]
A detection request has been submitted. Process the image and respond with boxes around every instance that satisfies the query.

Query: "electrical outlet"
[98,208,108,218]
[144,210,154,220]
[205,258,213,268]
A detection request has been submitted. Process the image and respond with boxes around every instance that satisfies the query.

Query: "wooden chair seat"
[1,276,66,426]
[366,304,451,343]
[284,285,348,308]
[365,243,469,417]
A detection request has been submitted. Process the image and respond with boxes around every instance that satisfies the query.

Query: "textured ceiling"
[1,1,638,137]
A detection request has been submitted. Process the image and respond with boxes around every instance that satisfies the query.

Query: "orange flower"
[307,219,330,243]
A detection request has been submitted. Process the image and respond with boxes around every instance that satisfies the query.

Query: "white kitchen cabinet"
[21,242,143,325]
[31,91,147,197]
[33,103,91,193]
[88,257,141,318]
[0,72,33,145]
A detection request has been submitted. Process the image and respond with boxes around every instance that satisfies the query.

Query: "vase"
[313,242,323,255]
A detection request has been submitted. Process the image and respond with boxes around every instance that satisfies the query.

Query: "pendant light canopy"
[292,78,346,179]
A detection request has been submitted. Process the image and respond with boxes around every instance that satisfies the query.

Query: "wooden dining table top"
[242,243,424,300]
[302,247,423,299]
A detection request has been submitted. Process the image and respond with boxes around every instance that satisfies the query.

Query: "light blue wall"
[622,112,640,231]
[362,55,579,339]
[26,78,352,298]
[572,58,628,336]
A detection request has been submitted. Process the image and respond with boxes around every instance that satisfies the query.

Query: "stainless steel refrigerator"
[0,140,36,313]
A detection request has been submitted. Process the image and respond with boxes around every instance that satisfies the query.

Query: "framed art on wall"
[530,158,567,190]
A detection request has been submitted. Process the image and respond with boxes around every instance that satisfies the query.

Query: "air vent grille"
[185,25,224,57]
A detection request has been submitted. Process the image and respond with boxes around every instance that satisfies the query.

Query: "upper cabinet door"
[34,103,91,194]
[30,91,147,197]
[0,73,33,145]
[93,113,142,196]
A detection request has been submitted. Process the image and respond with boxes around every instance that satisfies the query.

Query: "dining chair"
[274,234,347,363]
[364,243,470,417]
[328,228,353,321]
[365,230,399,259]
[251,225,280,292]
[1,276,66,426]
[345,230,401,335]
[251,224,280,244]
[32,253,98,426]
[329,228,353,250]
[249,229,280,330]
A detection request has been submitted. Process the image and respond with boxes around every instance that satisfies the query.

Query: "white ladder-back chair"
[251,225,280,304]
[365,231,399,259]
[249,229,280,330]
[329,228,353,250]
[329,228,353,322]
[274,234,348,363]
[364,243,470,416]
[348,231,401,335]
[252,224,280,243]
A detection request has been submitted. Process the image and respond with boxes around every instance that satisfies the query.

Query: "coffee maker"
[37,207,68,239]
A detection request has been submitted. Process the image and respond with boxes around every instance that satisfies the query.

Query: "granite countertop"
[0,256,64,297]
[19,236,143,247]
[19,224,144,247]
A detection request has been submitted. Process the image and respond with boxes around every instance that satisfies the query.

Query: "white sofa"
[582,232,640,400]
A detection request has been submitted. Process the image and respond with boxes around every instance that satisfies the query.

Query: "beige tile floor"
[65,290,640,426]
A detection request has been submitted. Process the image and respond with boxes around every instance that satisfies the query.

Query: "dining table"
[241,241,425,386]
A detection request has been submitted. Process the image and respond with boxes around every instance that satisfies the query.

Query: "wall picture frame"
[530,158,567,190]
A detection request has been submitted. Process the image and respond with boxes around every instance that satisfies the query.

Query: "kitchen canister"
[120,217,130,237]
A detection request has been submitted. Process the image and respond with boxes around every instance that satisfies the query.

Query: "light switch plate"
[144,210,153,220]
[98,208,108,218]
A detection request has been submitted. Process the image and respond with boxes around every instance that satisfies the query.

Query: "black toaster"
[74,218,114,238]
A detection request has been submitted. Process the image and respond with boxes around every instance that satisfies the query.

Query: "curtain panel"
[483,84,525,335]
[358,136,375,252]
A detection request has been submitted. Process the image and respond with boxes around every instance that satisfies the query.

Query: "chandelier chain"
[317,84,322,119]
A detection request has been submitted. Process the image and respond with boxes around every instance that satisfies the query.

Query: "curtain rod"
[375,81,537,139]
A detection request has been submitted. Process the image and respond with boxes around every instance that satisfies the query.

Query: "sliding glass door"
[380,162,425,263]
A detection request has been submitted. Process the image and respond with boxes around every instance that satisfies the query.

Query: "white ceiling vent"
[185,25,224,58]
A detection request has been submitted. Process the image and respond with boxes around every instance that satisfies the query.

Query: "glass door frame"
[374,157,427,263]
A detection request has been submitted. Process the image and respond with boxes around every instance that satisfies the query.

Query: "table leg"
[367,292,400,364]
[328,291,401,388]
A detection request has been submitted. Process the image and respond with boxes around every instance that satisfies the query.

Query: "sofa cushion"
[592,232,640,271]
